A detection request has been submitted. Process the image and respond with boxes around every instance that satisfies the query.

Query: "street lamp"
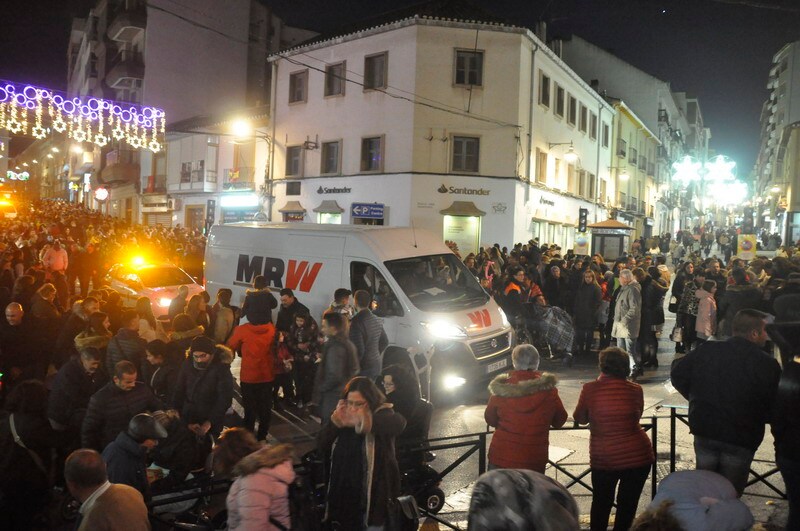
[227,119,273,221]
[231,119,253,139]
[549,141,578,163]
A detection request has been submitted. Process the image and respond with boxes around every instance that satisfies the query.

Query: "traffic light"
[578,207,589,232]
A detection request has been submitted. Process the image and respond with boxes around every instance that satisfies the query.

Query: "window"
[455,50,483,86]
[602,123,610,148]
[321,141,341,175]
[535,148,547,184]
[587,173,596,200]
[579,104,588,133]
[618,138,627,158]
[555,84,565,117]
[180,162,191,183]
[285,145,302,176]
[578,170,586,197]
[567,164,576,193]
[361,136,383,172]
[539,71,550,108]
[599,179,607,203]
[452,136,480,173]
[288,70,308,103]
[286,182,301,195]
[630,147,638,168]
[364,52,387,90]
[589,112,598,140]
[324,62,346,97]
[567,94,577,126]
[350,262,403,317]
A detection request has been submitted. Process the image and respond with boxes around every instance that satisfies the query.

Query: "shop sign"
[738,234,757,261]
[317,186,351,194]
[443,215,481,256]
[437,184,490,196]
[351,203,384,219]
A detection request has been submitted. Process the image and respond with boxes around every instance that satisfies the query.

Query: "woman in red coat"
[484,344,568,472]
[573,347,654,531]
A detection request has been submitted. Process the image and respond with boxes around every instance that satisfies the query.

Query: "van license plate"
[486,358,508,373]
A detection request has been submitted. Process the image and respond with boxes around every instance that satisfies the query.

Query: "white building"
[556,35,710,234]
[266,16,614,254]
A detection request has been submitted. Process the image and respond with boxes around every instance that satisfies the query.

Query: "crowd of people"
[0,196,798,530]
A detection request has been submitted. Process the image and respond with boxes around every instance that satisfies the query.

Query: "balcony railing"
[192,169,217,183]
[223,167,256,191]
[106,49,144,89]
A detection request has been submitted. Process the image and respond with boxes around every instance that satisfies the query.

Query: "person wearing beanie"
[467,468,579,530]
[171,336,234,439]
[101,413,167,501]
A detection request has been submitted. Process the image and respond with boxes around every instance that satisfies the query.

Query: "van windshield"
[384,254,488,311]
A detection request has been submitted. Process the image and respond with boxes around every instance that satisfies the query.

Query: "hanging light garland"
[0,80,165,152]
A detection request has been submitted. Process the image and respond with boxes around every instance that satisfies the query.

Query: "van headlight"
[421,320,468,340]
[443,374,467,390]
[498,308,510,328]
[158,297,172,308]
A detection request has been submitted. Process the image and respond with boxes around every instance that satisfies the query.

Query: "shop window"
[567,94,577,126]
[283,212,304,222]
[454,49,483,86]
[286,182,301,196]
[555,84,565,118]
[324,62,346,97]
[321,141,341,175]
[364,52,388,90]
[317,212,342,224]
[286,146,302,176]
[539,71,550,108]
[350,261,402,317]
[452,136,480,173]
[289,70,308,103]
[360,136,383,172]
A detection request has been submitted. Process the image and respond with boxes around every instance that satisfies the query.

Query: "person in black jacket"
[0,303,41,400]
[106,310,147,376]
[48,346,107,435]
[150,409,210,491]
[276,288,310,333]
[718,268,763,338]
[639,267,668,367]
[141,339,181,404]
[81,360,163,451]
[168,285,189,321]
[102,413,167,501]
[542,266,568,310]
[171,336,234,439]
[573,270,602,357]
[241,274,278,325]
[350,290,388,380]
[671,309,781,496]
[54,296,99,367]
[773,353,800,530]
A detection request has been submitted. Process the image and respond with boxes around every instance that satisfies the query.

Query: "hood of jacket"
[74,331,111,349]
[114,431,147,458]
[216,344,234,365]
[170,326,205,342]
[695,288,714,301]
[488,371,558,397]
[233,443,294,477]
[726,284,761,295]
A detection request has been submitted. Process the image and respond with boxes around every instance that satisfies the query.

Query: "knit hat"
[468,469,579,531]
[190,335,216,354]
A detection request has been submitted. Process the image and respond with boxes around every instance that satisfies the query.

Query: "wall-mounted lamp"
[549,141,578,163]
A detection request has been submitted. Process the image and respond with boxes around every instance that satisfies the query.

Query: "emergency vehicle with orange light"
[105,256,203,316]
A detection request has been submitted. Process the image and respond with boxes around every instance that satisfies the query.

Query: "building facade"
[266,17,614,254]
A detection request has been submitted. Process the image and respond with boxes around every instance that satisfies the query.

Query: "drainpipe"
[595,103,603,223]
[525,43,539,199]
[268,59,278,222]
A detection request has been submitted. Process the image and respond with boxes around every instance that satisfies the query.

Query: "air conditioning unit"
[168,198,181,211]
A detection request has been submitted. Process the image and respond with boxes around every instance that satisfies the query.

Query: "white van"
[204,223,514,397]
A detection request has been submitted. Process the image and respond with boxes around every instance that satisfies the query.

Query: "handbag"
[668,295,678,314]
[670,325,683,343]
[386,495,420,531]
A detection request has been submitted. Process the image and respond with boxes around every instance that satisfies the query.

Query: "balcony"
[108,3,146,42]
[143,175,166,194]
[101,149,139,185]
[223,167,256,191]
[168,169,217,194]
[106,49,144,89]
[656,146,669,162]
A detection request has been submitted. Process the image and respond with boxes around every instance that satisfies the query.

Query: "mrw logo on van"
[234,254,322,292]
[467,309,492,329]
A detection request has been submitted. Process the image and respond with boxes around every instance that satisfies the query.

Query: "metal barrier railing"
[658,403,786,499]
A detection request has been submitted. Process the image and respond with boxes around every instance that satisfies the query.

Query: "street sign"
[351,202,384,219]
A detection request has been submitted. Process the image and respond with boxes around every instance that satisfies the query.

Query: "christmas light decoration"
[0,80,165,152]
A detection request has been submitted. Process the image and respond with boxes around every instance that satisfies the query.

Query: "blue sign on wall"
[351,203,385,219]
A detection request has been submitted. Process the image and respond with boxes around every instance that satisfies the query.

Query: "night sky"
[1,0,798,174]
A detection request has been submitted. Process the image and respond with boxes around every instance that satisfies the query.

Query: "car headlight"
[421,320,468,340]
[443,374,467,390]
[498,307,510,328]
[158,297,172,308]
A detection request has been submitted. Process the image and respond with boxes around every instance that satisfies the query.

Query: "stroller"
[397,398,446,515]
[517,302,575,365]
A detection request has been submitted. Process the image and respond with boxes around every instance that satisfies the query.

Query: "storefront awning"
[587,219,634,230]
[278,200,306,213]
[313,200,345,214]
[439,201,486,217]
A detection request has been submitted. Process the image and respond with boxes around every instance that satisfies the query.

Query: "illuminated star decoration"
[704,155,736,182]
[0,80,165,152]
[707,180,748,207]
[671,156,702,187]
